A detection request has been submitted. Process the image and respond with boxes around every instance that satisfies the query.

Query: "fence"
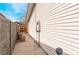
[0,14,18,55]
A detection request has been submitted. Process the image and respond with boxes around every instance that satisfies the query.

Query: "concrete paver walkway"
[12,33,47,55]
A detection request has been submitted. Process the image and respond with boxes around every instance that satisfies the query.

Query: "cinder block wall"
[0,15,17,55]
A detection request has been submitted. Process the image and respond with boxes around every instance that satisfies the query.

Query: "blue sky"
[0,3,28,22]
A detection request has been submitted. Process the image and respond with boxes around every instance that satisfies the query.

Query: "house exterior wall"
[28,3,79,55]
[28,8,36,40]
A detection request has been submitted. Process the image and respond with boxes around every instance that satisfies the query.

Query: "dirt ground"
[12,33,47,55]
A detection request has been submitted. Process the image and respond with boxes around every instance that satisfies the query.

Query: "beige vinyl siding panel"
[35,3,79,55]
[29,8,36,40]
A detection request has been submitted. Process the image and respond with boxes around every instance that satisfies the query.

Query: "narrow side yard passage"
[12,33,47,55]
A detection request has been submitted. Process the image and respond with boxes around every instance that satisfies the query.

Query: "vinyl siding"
[29,8,36,40]
[28,3,79,55]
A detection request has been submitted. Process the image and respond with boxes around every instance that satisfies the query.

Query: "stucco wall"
[11,22,17,53]
[0,16,10,54]
[0,15,17,55]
